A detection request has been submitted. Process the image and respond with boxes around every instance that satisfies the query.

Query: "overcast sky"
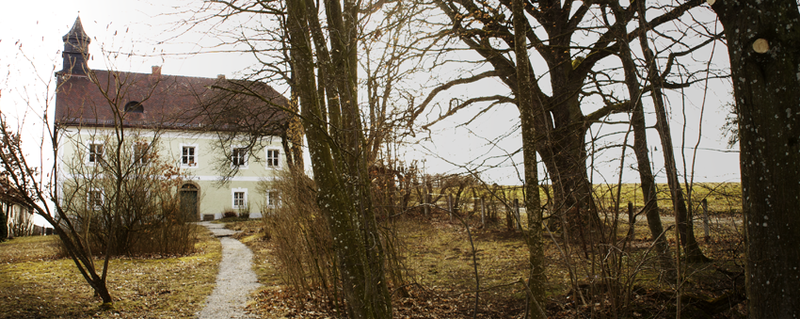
[1,0,741,191]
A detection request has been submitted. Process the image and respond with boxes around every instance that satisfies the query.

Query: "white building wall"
[58,126,286,220]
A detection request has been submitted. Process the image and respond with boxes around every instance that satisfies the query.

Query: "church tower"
[61,16,91,75]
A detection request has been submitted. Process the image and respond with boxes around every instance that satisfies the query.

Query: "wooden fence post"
[514,198,521,231]
[628,201,635,223]
[506,200,514,230]
[423,192,429,217]
[628,201,635,239]
[480,197,486,226]
[447,194,453,222]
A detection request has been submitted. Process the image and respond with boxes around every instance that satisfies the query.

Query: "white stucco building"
[55,17,292,220]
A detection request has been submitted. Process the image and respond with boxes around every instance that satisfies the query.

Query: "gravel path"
[197,222,261,319]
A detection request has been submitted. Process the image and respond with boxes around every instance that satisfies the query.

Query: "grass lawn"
[0,224,220,318]
[0,181,745,318]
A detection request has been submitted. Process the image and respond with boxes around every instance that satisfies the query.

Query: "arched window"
[124,101,143,113]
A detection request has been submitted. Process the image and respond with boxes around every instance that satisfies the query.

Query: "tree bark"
[287,1,392,317]
[711,1,800,317]
[512,0,546,317]
[536,115,603,242]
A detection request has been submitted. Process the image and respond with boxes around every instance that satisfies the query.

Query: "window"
[88,190,103,210]
[88,143,104,164]
[266,190,280,208]
[124,101,143,113]
[232,190,247,209]
[231,148,247,167]
[133,142,149,165]
[266,149,280,168]
[181,145,196,166]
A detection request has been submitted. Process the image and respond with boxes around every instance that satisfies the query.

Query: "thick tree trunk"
[287,1,392,317]
[711,1,800,317]
[537,117,602,243]
[537,45,604,244]
[433,0,610,245]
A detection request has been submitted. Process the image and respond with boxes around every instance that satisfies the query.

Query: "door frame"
[179,182,200,221]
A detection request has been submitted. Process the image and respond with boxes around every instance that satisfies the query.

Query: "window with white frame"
[231,147,248,167]
[266,190,280,208]
[232,189,247,209]
[266,149,280,168]
[88,143,104,164]
[181,145,197,167]
[87,189,103,210]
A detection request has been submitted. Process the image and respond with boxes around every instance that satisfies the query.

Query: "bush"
[261,170,337,296]
[223,210,238,219]
[75,189,198,256]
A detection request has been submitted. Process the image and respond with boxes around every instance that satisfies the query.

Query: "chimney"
[152,66,162,77]
[217,74,226,80]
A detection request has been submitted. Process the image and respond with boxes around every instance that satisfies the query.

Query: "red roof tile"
[55,69,290,135]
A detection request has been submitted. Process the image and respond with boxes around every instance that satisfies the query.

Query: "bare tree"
[415,0,713,244]
[614,22,674,272]
[632,1,709,263]
[287,0,392,317]
[0,70,116,305]
[0,127,32,241]
[0,18,198,305]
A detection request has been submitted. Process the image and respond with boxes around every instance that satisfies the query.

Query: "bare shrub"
[223,210,238,219]
[62,138,197,257]
[261,170,338,302]
[74,181,197,256]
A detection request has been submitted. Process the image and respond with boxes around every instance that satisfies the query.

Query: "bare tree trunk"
[711,1,800,316]
[636,2,708,263]
[287,1,391,317]
[512,0,546,316]
[538,127,603,241]
[282,87,305,172]
[617,32,673,274]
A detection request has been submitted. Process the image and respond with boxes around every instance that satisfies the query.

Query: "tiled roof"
[55,69,290,135]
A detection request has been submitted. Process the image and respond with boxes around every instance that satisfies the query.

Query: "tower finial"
[61,16,91,75]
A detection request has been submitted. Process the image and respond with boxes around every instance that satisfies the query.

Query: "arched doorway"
[179,183,199,221]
